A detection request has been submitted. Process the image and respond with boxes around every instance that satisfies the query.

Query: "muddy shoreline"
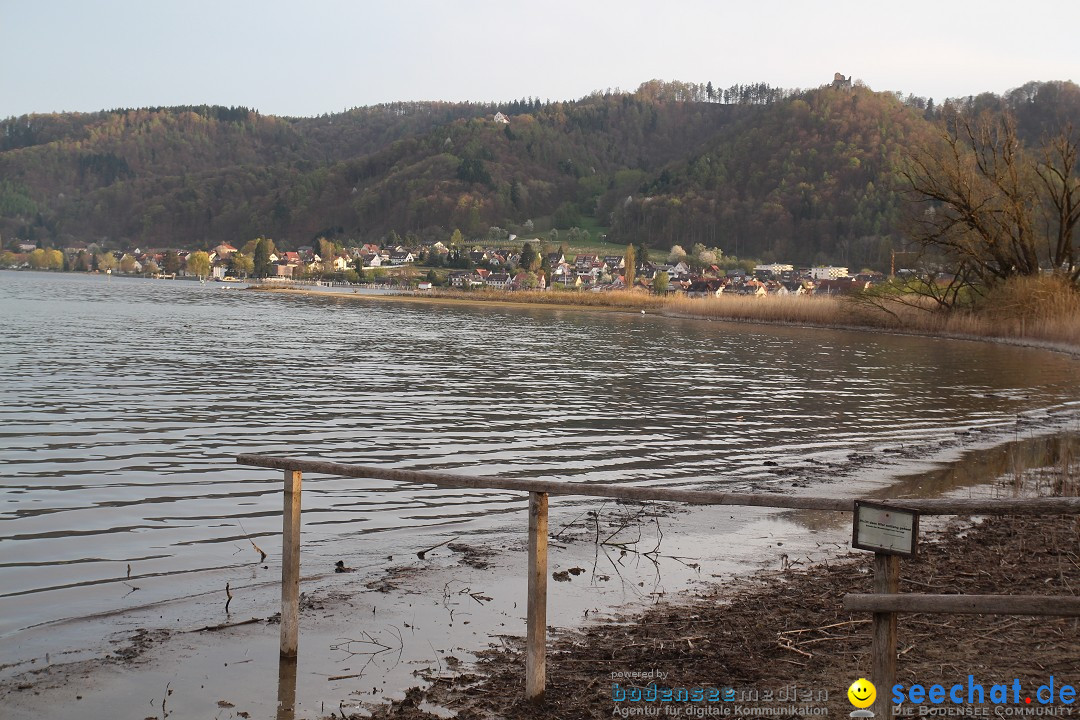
[370,512,1080,719]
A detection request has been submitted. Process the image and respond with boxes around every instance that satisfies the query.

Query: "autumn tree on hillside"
[96,252,118,273]
[187,251,210,279]
[904,109,1079,287]
[28,248,63,270]
[230,252,254,277]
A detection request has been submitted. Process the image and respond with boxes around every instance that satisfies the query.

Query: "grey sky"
[2,0,1077,118]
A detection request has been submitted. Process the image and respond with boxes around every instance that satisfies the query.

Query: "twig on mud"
[776,637,814,658]
[428,640,443,678]
[776,619,870,636]
[600,505,647,545]
[418,537,459,560]
[553,508,593,540]
[155,681,173,718]
[328,673,364,681]
[225,583,233,613]
[331,630,393,656]
[122,581,140,598]
[235,520,267,563]
[442,581,491,612]
[971,620,1021,641]
[183,617,262,633]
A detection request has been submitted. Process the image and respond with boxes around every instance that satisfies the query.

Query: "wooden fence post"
[281,469,302,658]
[871,553,899,719]
[526,491,549,701]
[276,655,297,720]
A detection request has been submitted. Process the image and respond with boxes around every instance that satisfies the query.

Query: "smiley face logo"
[848,678,876,708]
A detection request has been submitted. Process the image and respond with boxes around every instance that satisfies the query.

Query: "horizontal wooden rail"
[236,454,1080,515]
[845,593,1080,616]
[237,452,1080,707]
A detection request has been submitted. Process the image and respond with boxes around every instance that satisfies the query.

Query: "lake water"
[2,271,1079,672]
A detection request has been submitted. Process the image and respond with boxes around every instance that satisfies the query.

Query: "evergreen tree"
[520,242,538,272]
[624,244,636,287]
[254,238,272,278]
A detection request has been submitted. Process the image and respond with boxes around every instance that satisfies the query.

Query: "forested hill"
[2,79,1077,269]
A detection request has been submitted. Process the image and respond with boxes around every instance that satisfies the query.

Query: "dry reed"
[459,281,1080,351]
[274,277,1080,351]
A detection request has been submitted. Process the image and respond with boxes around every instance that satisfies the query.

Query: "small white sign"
[852,501,919,556]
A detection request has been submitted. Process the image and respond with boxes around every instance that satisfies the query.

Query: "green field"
[512,217,650,261]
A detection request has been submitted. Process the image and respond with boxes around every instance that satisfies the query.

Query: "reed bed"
[274,278,1080,351]
[506,284,1080,349]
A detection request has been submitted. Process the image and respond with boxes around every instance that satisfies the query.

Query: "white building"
[810,266,849,280]
[754,263,794,276]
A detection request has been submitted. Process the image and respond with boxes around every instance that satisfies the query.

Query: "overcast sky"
[3,0,1078,118]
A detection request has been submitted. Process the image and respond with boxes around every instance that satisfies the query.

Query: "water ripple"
[2,271,1079,641]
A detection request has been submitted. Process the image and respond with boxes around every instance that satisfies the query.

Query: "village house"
[754,263,793,278]
[686,279,726,297]
[485,272,512,290]
[814,277,870,295]
[448,271,484,288]
[574,253,599,272]
[554,274,582,289]
[511,272,546,291]
[810,266,850,280]
[548,260,572,278]
[389,250,415,265]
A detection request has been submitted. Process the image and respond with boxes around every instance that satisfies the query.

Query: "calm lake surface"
[2,271,1079,656]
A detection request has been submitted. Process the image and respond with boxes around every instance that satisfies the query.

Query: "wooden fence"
[236,453,1080,709]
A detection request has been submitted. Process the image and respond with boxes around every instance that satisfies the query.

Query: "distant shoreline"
[246,285,1080,359]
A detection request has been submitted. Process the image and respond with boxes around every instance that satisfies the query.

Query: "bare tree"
[903,109,1079,287]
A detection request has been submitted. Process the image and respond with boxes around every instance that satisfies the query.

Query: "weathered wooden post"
[281,469,302,658]
[276,655,297,720]
[872,553,899,719]
[525,491,549,701]
[851,501,914,720]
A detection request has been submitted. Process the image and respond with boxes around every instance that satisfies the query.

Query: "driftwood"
[845,593,1080,616]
